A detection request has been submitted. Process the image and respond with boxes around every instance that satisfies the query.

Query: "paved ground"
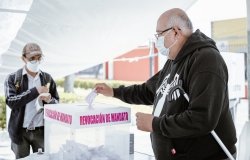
[0,98,249,160]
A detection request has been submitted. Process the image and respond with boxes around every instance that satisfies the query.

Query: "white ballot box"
[44,103,131,160]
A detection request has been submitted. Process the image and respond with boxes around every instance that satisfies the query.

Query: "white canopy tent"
[0,0,197,94]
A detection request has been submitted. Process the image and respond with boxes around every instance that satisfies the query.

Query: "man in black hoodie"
[95,8,237,160]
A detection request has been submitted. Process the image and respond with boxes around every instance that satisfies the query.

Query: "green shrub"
[73,80,96,89]
[59,92,82,103]
[56,79,64,88]
[108,82,122,88]
[0,96,6,129]
[56,78,137,90]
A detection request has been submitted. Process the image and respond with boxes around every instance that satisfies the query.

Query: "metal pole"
[149,39,154,77]
[0,8,28,14]
[247,0,250,120]
[64,74,75,93]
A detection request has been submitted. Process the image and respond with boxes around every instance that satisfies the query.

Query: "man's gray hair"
[167,14,193,36]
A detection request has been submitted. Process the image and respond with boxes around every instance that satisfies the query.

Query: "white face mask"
[155,36,176,57]
[26,60,40,73]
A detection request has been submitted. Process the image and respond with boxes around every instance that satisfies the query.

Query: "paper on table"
[85,89,98,108]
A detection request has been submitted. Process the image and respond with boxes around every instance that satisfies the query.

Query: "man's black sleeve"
[4,74,39,109]
[113,71,160,105]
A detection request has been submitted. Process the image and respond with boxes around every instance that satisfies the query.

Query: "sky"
[187,0,247,37]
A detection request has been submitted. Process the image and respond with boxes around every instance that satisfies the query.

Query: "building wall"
[212,18,248,98]
[112,47,158,81]
[211,18,247,53]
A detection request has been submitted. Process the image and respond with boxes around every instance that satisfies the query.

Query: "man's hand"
[136,112,154,132]
[36,86,49,94]
[36,86,51,103]
[95,83,114,97]
[39,93,52,103]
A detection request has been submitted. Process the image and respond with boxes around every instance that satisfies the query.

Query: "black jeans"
[11,127,44,159]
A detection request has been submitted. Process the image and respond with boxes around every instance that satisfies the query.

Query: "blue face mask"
[26,60,40,73]
[155,36,177,57]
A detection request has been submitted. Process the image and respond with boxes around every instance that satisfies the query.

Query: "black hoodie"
[114,30,237,160]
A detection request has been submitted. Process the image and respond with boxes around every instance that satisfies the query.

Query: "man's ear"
[173,27,180,36]
[173,26,182,39]
[22,56,26,63]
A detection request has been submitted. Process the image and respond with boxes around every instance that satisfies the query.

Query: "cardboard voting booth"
[44,103,131,160]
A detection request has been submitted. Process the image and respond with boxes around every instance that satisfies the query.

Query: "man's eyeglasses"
[155,27,173,39]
